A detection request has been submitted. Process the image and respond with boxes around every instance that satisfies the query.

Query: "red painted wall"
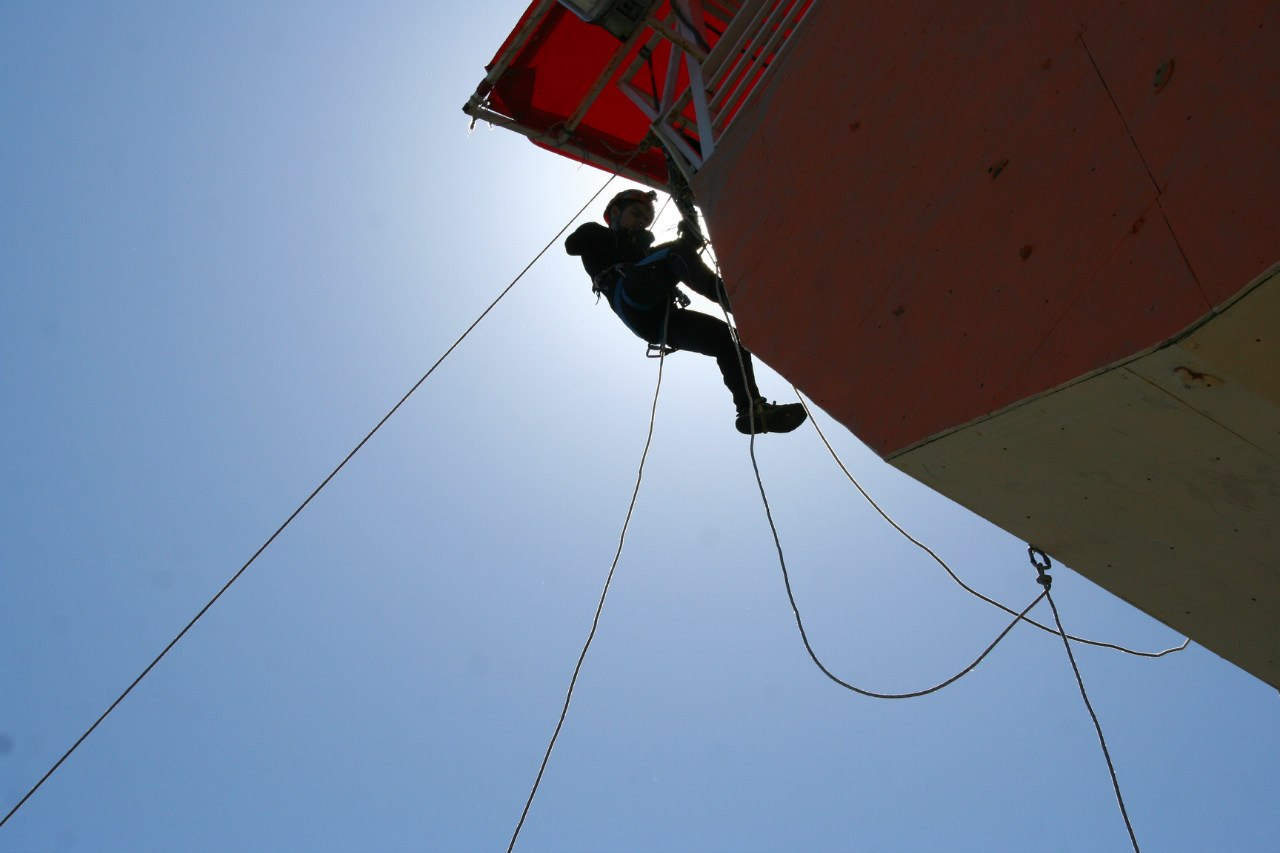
[693,1,1280,456]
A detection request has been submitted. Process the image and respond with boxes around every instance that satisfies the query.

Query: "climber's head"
[605,189,657,233]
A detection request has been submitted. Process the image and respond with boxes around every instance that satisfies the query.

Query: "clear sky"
[2,3,1277,852]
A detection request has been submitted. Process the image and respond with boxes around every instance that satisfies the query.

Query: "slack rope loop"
[795,392,1190,660]
[0,164,632,832]
[508,348,667,853]
[699,251,1037,699]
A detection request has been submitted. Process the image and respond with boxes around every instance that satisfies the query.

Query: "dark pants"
[607,245,760,413]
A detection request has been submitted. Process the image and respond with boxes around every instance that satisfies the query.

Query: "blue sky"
[2,3,1277,852]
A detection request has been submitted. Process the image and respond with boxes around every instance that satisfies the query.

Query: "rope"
[796,392,1190,660]
[1050,590,1141,852]
[1032,553,1142,853]
[741,366,1046,697]
[0,166,630,832]
[507,347,668,852]
[780,571,1046,700]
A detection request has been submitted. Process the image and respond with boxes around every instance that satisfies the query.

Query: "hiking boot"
[735,400,807,435]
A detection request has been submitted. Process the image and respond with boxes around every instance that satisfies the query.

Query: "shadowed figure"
[565,189,806,435]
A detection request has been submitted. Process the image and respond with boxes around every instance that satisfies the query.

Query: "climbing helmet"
[604,188,657,227]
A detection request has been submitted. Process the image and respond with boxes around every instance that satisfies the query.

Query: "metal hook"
[1028,545,1053,589]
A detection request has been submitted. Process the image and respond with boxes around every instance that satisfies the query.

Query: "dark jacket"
[564,222,656,280]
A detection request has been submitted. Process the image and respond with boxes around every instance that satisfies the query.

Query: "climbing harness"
[590,264,623,299]
[595,246,691,359]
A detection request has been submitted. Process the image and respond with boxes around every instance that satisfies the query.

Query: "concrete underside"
[890,268,1280,688]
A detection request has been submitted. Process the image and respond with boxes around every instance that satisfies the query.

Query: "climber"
[565,188,807,435]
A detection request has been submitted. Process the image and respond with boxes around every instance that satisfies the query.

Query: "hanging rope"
[0,161,635,832]
[745,366,1045,695]
[507,346,668,853]
[1031,549,1143,853]
[796,392,1189,660]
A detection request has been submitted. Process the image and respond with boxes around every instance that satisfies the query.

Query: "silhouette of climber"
[566,188,806,434]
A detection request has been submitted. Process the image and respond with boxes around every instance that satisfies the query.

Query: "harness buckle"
[592,263,628,297]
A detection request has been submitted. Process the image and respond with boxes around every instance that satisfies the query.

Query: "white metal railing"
[704,0,810,134]
[463,0,814,186]
[618,0,815,175]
